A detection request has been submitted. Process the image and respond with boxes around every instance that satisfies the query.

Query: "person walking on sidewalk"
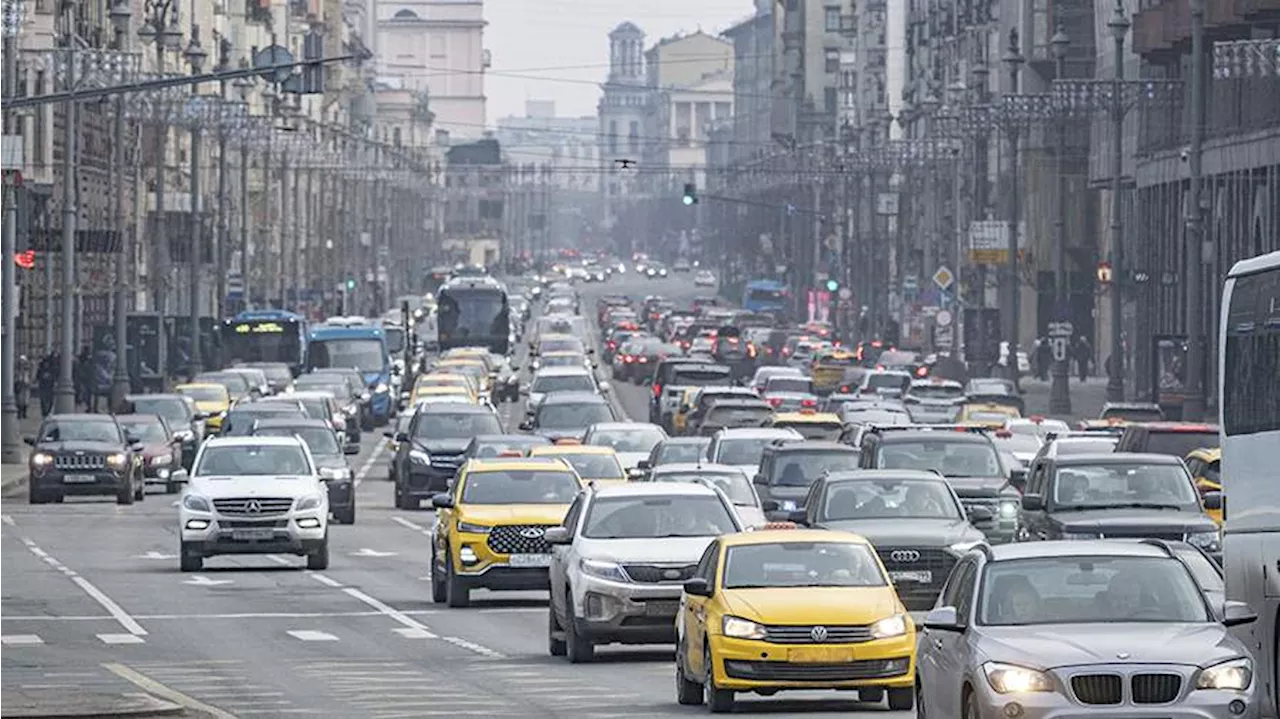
[1073,336,1092,383]
[37,352,57,417]
[15,355,31,419]
[73,346,93,410]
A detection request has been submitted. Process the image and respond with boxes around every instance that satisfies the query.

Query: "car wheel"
[887,686,913,711]
[961,689,980,719]
[116,480,134,505]
[704,645,734,713]
[430,549,447,604]
[179,544,202,572]
[547,604,566,657]
[29,485,46,504]
[445,559,470,608]
[336,504,356,525]
[564,611,594,663]
[306,540,330,570]
[675,640,703,705]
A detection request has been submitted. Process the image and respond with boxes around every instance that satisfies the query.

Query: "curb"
[1,467,27,497]
[1,692,186,718]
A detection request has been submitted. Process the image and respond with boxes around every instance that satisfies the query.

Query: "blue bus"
[221,310,308,373]
[742,279,790,314]
[307,323,393,425]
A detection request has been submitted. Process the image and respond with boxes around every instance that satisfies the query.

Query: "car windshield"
[1101,407,1165,421]
[654,442,708,464]
[1052,437,1120,455]
[978,557,1209,625]
[255,428,341,456]
[1201,461,1221,484]
[991,433,1043,455]
[766,377,814,393]
[531,374,595,394]
[39,419,122,443]
[654,471,756,505]
[772,451,861,486]
[116,417,168,442]
[671,368,731,386]
[587,426,665,453]
[178,386,226,402]
[909,385,965,400]
[244,364,292,383]
[877,441,1003,477]
[194,444,311,476]
[582,495,737,539]
[541,354,586,368]
[714,438,774,467]
[842,409,913,426]
[195,373,251,394]
[1008,420,1071,439]
[723,542,886,589]
[777,421,843,440]
[823,479,960,520]
[538,402,614,429]
[966,411,1015,424]
[1144,431,1220,457]
[704,406,772,428]
[1051,462,1199,510]
[293,398,330,419]
[866,374,910,390]
[309,339,385,372]
[128,398,190,421]
[460,470,580,505]
[472,440,543,458]
[414,412,503,439]
[968,379,1016,395]
[558,453,624,479]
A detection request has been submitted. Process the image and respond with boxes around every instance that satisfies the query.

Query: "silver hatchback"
[916,540,1259,719]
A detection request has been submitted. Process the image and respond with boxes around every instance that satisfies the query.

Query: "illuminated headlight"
[1060,532,1099,540]
[319,467,351,481]
[31,452,53,467]
[297,517,322,529]
[1187,529,1222,553]
[456,521,492,534]
[106,453,128,469]
[182,494,212,512]
[721,615,767,640]
[983,662,1054,694]
[409,449,431,465]
[869,614,908,639]
[374,382,389,394]
[999,500,1020,518]
[659,269,668,276]
[150,453,173,467]
[1196,657,1252,691]
[580,558,627,582]
[777,500,798,511]
[295,494,324,511]
[459,546,479,564]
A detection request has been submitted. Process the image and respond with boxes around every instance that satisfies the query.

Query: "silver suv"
[545,482,744,663]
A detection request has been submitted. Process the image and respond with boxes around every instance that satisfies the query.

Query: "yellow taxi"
[1185,447,1223,524]
[412,373,479,404]
[412,384,476,405]
[956,402,1021,428]
[430,457,585,607]
[809,347,857,394]
[768,411,844,440]
[175,383,231,434]
[435,358,492,397]
[672,387,701,435]
[529,444,627,484]
[676,529,916,711]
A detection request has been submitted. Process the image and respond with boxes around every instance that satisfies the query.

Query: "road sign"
[838,287,852,300]
[253,45,296,83]
[935,309,953,328]
[932,266,954,290]
[935,324,955,349]
[1048,321,1074,363]
[876,192,899,216]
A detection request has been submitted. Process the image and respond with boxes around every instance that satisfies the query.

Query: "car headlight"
[777,500,797,511]
[409,449,431,464]
[1187,529,1222,553]
[319,467,350,481]
[1060,532,1099,540]
[374,382,389,394]
[182,494,212,512]
[456,521,492,534]
[31,452,53,467]
[1196,657,1252,691]
[721,615,767,640]
[983,662,1054,694]
[580,558,628,582]
[295,494,324,511]
[106,453,128,469]
[999,500,1020,518]
[150,453,173,467]
[869,614,908,639]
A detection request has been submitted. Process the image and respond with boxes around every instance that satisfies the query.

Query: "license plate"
[62,474,96,484]
[507,554,551,567]
[644,600,679,616]
[231,529,275,541]
[788,647,854,663]
[890,570,932,584]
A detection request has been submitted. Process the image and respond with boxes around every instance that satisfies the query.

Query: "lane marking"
[392,627,436,639]
[97,633,146,644]
[16,536,147,636]
[103,663,238,719]
[2,513,15,526]
[1,634,44,645]
[390,515,432,537]
[350,547,398,557]
[354,443,386,487]
[309,573,343,588]
[440,635,506,659]
[287,629,340,641]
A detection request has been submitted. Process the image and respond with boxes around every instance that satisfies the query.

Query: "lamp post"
[183,26,207,378]
[1106,1,1130,403]
[2,0,21,461]
[233,67,253,311]
[1181,0,1208,420]
[51,0,79,414]
[109,0,135,411]
[1002,30,1026,392]
[1049,26,1073,414]
[212,37,231,346]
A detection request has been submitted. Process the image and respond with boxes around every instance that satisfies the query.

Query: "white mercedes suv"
[179,435,330,572]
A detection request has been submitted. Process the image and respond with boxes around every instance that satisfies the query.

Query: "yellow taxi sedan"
[430,457,584,607]
[956,402,1021,428]
[174,383,231,435]
[529,445,627,484]
[1185,447,1223,524]
[810,347,857,395]
[769,411,844,440]
[676,529,915,712]
[412,384,476,406]
[412,373,478,404]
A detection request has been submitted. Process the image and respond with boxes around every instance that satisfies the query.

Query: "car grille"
[723,657,909,682]
[213,498,295,516]
[622,563,697,584]
[875,546,956,611]
[1071,674,1123,705]
[54,454,107,470]
[219,519,289,529]
[486,524,558,555]
[429,454,463,471]
[1131,673,1182,704]
[1100,531,1187,541]
[762,624,874,644]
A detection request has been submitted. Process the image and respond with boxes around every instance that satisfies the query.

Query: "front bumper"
[710,634,915,692]
[448,533,553,591]
[403,461,461,497]
[571,574,683,643]
[325,479,354,509]
[30,468,128,496]
[180,512,327,557]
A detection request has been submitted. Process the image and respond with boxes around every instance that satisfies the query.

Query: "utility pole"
[213,39,231,341]
[1049,27,1073,415]
[109,0,135,411]
[1002,31,1025,392]
[1106,2,1130,402]
[1182,0,1208,420]
[185,26,207,377]
[54,4,79,415]
[238,133,250,310]
[2,10,21,461]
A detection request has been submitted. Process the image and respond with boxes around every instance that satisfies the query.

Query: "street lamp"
[1049,26,1073,414]
[108,0,135,411]
[1106,1,1130,403]
[233,65,254,311]
[1002,29,1026,392]
[1182,0,1208,420]
[183,24,206,377]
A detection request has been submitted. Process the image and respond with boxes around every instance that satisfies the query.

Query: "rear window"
[1143,431,1219,458]
[1101,407,1165,422]
[672,369,732,386]
[766,377,814,394]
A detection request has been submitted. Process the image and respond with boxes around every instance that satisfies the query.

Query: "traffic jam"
[13,259,1263,718]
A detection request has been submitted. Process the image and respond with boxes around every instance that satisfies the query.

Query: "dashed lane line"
[353,443,387,487]
[286,629,340,641]
[103,663,238,719]
[390,515,433,537]
[16,536,148,637]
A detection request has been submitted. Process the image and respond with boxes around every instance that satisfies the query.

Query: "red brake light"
[768,397,784,408]
[1171,425,1214,432]
[916,366,928,377]
[876,365,886,371]
[840,386,850,393]
[638,356,648,363]
[995,430,1013,438]
[498,450,524,458]
[871,341,883,348]
[623,355,634,363]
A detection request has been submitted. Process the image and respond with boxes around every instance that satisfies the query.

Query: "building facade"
[597,21,649,256]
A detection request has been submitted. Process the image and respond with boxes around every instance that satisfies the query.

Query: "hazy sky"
[483,0,753,121]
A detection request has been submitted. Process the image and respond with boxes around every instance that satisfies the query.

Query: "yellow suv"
[529,445,627,484]
[430,457,585,607]
[676,529,916,712]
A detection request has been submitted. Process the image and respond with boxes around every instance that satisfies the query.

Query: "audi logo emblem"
[519,527,544,539]
[244,500,262,514]
[890,550,921,563]
[810,626,829,643]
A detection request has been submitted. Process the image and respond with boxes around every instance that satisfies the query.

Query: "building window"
[825,5,841,31]
[430,34,446,58]
[628,121,639,152]
[824,87,838,114]
[825,48,840,73]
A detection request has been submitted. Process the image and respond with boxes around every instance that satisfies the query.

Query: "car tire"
[675,642,703,705]
[179,544,202,572]
[564,612,594,664]
[547,605,566,657]
[445,560,470,608]
[430,549,447,604]
[887,686,913,711]
[116,480,134,505]
[306,540,330,570]
[704,646,734,713]
[961,690,979,719]
[29,485,46,504]
[335,504,356,525]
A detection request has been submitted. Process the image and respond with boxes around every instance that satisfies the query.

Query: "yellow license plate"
[788,647,853,663]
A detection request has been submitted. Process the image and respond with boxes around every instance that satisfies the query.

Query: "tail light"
[768,397,784,408]
[782,347,792,356]
[623,355,635,363]
[840,385,850,393]
[498,449,524,458]
[995,430,1013,438]
[638,356,649,363]
[801,398,818,408]
[607,341,617,350]
[916,366,928,377]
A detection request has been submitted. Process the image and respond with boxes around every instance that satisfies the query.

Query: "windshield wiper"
[1057,502,1187,512]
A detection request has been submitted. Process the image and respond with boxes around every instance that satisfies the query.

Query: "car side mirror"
[1021,494,1044,511]
[430,494,454,509]
[923,606,964,632]
[383,430,395,438]
[1202,491,1223,510]
[753,473,767,485]
[194,412,209,420]
[518,419,534,432]
[23,436,36,446]
[637,460,651,470]
[1222,600,1257,627]
[786,510,808,525]
[544,527,571,545]
[967,506,994,523]
[395,432,410,442]
[683,577,713,597]
[344,444,360,456]
[760,499,779,512]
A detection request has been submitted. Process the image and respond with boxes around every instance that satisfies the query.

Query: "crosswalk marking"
[286,630,339,641]
[97,633,146,644]
[1,634,44,645]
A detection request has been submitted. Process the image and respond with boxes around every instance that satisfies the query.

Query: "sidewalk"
[2,689,185,718]
[1,414,43,497]
[1019,376,1110,423]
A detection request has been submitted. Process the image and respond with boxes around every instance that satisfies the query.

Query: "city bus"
[220,310,307,374]
[742,279,789,315]
[307,322,393,425]
[1218,249,1279,718]
[436,276,510,355]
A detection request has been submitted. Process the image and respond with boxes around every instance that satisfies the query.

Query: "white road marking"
[350,547,398,557]
[97,633,146,644]
[2,514,15,526]
[309,573,343,588]
[354,443,386,487]
[183,574,234,586]
[197,691,286,699]
[265,554,297,567]
[16,536,147,636]
[1,634,44,645]
[287,629,340,641]
[103,663,238,719]
[392,627,436,639]
[440,635,506,659]
[477,607,542,614]
[390,515,432,537]
[135,551,176,559]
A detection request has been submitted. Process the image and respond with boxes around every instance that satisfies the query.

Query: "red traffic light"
[14,250,35,269]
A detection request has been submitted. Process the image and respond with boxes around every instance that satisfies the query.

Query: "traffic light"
[345,277,356,291]
[825,279,839,292]
[681,183,697,206]
[13,250,35,269]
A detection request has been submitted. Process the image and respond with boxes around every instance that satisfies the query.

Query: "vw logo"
[662,569,683,580]
[890,550,921,563]
[810,626,829,643]
[244,500,262,514]
[519,527,544,539]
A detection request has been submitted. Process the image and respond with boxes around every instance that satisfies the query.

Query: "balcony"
[1133,0,1280,56]
[1137,74,1280,154]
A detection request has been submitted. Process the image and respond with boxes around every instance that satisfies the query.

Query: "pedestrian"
[1034,336,1051,380]
[91,338,116,413]
[37,352,56,416]
[15,355,31,419]
[1073,335,1091,383]
[73,346,93,410]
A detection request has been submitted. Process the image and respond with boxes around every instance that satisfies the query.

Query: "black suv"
[26,414,144,505]
[648,358,729,429]
[390,403,504,509]
[754,440,860,518]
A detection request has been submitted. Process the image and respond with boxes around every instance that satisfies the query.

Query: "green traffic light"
[345,279,356,290]
[682,195,695,206]
[825,279,839,292]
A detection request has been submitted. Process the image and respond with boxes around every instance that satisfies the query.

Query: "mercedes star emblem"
[245,500,262,514]
[810,626,829,643]
[519,527,544,539]
[889,549,921,563]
